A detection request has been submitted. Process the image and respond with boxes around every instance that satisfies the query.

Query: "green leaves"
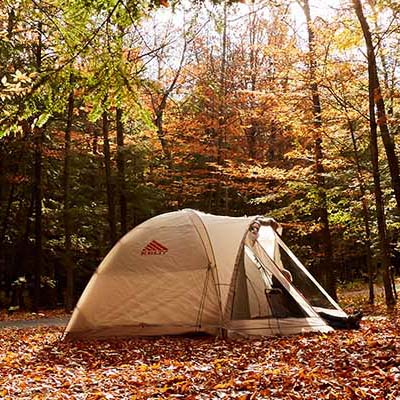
[36,113,51,128]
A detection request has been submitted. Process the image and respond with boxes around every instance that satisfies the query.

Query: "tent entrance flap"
[274,235,347,317]
[230,243,312,322]
[243,245,308,319]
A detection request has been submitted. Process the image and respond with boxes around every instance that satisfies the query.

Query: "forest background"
[1,0,400,311]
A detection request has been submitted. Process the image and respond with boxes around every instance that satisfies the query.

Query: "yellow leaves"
[0,69,37,99]
[213,379,235,389]
[345,337,357,345]
[264,368,282,376]
[335,28,363,51]
[137,364,148,372]
[12,69,30,83]
[158,384,171,393]
[354,387,370,398]
[319,333,329,340]
[1,70,36,86]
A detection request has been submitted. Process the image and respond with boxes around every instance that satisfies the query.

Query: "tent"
[64,209,349,339]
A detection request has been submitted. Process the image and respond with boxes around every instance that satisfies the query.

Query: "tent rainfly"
[64,209,352,339]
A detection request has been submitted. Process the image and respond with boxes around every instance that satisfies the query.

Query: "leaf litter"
[0,310,399,399]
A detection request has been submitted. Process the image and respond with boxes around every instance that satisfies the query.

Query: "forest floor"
[0,281,399,399]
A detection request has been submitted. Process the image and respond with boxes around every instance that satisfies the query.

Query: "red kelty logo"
[141,240,168,255]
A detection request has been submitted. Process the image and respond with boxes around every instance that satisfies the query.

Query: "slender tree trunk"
[353,0,395,306]
[102,110,117,245]
[9,187,35,309]
[301,0,336,299]
[348,118,374,304]
[353,0,400,213]
[217,0,228,166]
[247,4,258,159]
[367,90,395,307]
[246,125,257,159]
[0,146,6,268]
[33,22,43,311]
[150,18,191,168]
[0,145,4,203]
[0,185,15,247]
[63,76,75,311]
[371,7,394,116]
[0,178,16,299]
[20,187,34,276]
[116,107,127,235]
[213,0,229,212]
[33,127,43,311]
[155,110,172,166]
[92,127,98,154]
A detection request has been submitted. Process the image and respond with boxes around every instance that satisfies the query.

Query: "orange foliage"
[0,303,399,399]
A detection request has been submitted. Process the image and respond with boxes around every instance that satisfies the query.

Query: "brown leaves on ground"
[0,309,70,322]
[1,310,400,400]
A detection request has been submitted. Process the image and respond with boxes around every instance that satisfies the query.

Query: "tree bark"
[301,0,336,299]
[63,75,75,311]
[102,110,117,245]
[371,6,394,116]
[353,0,400,213]
[246,4,258,159]
[33,22,43,312]
[154,109,172,166]
[0,184,15,248]
[217,0,228,166]
[0,144,4,203]
[353,0,395,306]
[33,127,43,311]
[116,107,127,236]
[348,118,374,304]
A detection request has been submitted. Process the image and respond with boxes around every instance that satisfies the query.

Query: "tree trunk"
[371,6,394,116]
[367,91,396,307]
[63,76,75,311]
[92,126,98,154]
[0,145,4,203]
[213,0,229,212]
[150,18,190,168]
[301,0,336,299]
[33,22,43,311]
[154,110,172,167]
[348,118,374,304]
[102,110,117,245]
[0,184,15,248]
[116,107,127,236]
[353,0,395,306]
[246,125,257,159]
[246,2,258,159]
[217,0,228,166]
[20,187,35,277]
[353,0,400,213]
[33,127,43,311]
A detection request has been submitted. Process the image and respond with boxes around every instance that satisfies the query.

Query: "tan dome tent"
[64,209,349,339]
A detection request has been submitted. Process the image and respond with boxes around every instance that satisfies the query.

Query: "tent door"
[231,245,309,321]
